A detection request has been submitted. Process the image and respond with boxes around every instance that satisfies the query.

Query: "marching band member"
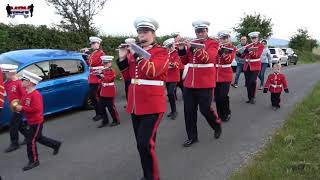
[15,70,61,171]
[163,38,180,120]
[96,56,120,128]
[171,32,184,100]
[263,64,289,110]
[0,64,27,153]
[0,67,4,112]
[236,31,264,104]
[116,38,133,108]
[215,31,237,122]
[117,17,168,180]
[82,36,106,121]
[177,20,222,148]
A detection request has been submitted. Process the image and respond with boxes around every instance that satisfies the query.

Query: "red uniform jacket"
[0,70,4,109]
[117,44,169,115]
[178,38,219,88]
[99,68,116,97]
[264,73,288,93]
[87,49,105,84]
[216,43,237,82]
[4,79,26,104]
[21,90,43,125]
[119,58,131,81]
[166,50,181,82]
[241,42,264,71]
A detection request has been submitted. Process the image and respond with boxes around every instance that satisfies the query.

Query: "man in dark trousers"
[236,32,264,104]
[163,38,181,120]
[0,67,4,112]
[82,36,106,121]
[178,20,222,148]
[117,17,168,180]
[0,64,27,153]
[215,31,237,122]
[171,32,184,99]
[15,70,61,171]
[96,56,120,128]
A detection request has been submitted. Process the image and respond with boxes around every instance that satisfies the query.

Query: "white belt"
[215,64,232,68]
[271,84,282,88]
[188,63,214,68]
[102,82,115,87]
[131,79,164,86]
[90,66,104,70]
[245,59,260,62]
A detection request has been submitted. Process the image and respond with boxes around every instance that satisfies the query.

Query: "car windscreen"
[282,49,287,53]
[269,49,276,54]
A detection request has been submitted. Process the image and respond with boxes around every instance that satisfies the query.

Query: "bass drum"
[182,64,189,80]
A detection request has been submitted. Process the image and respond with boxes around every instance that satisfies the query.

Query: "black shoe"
[250,98,256,104]
[97,123,108,128]
[246,100,251,103]
[140,177,146,180]
[92,115,102,121]
[22,161,40,171]
[214,126,222,139]
[171,112,177,120]
[53,142,61,155]
[20,139,27,146]
[4,144,20,153]
[223,114,231,122]
[109,122,120,127]
[167,112,173,117]
[183,139,198,147]
[232,84,238,88]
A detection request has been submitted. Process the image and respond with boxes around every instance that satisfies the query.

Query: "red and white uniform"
[118,44,169,115]
[166,50,181,82]
[216,44,237,82]
[87,49,105,84]
[4,79,26,105]
[241,42,264,71]
[21,90,43,125]
[179,38,219,88]
[264,73,288,93]
[99,68,116,97]
[0,70,4,109]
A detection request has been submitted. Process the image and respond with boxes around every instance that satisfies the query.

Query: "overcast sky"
[1,0,319,40]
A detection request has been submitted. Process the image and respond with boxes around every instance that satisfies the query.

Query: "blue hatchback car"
[0,49,91,127]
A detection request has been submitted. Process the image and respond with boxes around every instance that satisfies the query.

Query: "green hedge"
[295,50,320,64]
[0,23,172,79]
[0,23,171,55]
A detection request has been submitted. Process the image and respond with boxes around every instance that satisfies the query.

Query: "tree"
[233,13,273,39]
[46,0,108,41]
[289,28,318,52]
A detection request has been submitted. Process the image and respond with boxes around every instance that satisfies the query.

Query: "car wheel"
[82,93,94,110]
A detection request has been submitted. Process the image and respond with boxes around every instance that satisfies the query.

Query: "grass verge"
[231,81,320,180]
[296,50,320,64]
